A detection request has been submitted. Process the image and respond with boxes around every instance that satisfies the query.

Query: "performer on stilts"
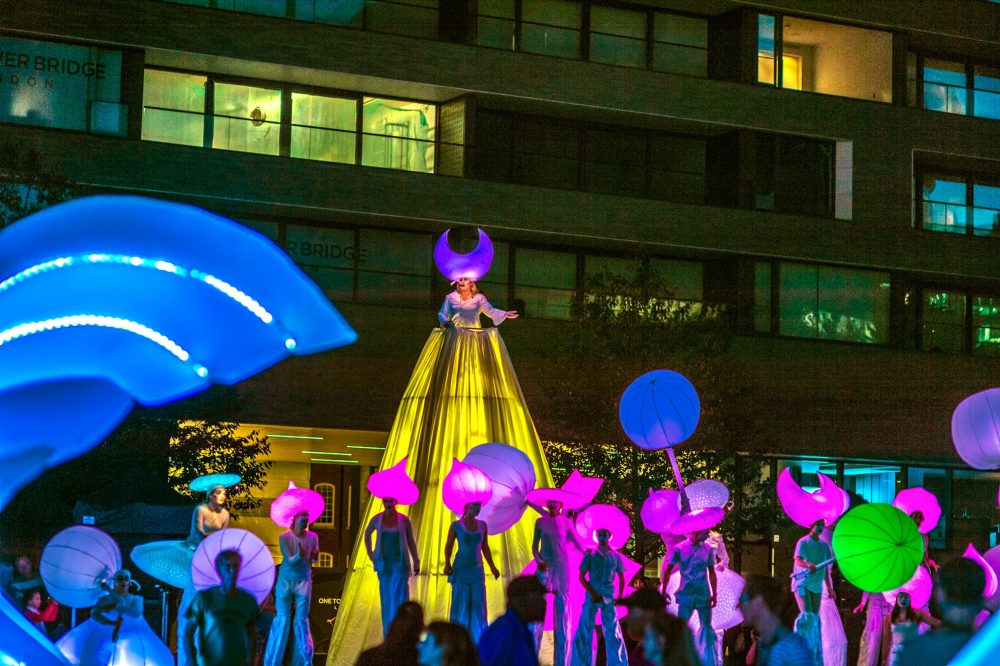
[571,528,627,666]
[661,529,719,666]
[854,591,890,666]
[792,518,834,666]
[263,481,323,666]
[363,458,421,637]
[444,500,500,642]
[131,472,239,666]
[528,488,586,666]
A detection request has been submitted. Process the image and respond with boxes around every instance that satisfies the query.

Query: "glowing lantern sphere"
[40,526,121,608]
[433,229,494,281]
[832,503,923,593]
[666,567,745,631]
[884,565,933,609]
[641,489,680,534]
[442,459,493,516]
[684,479,730,510]
[367,457,419,505]
[964,543,999,598]
[619,370,700,450]
[668,507,726,535]
[463,442,536,534]
[575,504,631,549]
[776,468,850,528]
[560,469,604,509]
[270,480,325,528]
[191,528,275,605]
[892,487,942,534]
[952,389,1000,469]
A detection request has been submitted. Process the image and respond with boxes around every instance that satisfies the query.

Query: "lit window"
[757,15,776,85]
[314,483,335,527]
[361,98,436,173]
[316,552,334,568]
[782,54,802,91]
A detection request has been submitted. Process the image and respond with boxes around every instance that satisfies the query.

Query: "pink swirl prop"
[776,468,850,528]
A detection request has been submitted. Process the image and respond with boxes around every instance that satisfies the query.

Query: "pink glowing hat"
[433,229,494,281]
[527,487,583,509]
[367,457,419,505]
[776,468,850,528]
[684,479,730,510]
[191,528,275,605]
[892,487,942,534]
[575,503,631,549]
[641,489,680,534]
[560,469,604,509]
[269,480,325,528]
[442,459,493,515]
[884,565,933,609]
[668,507,726,535]
[964,543,999,598]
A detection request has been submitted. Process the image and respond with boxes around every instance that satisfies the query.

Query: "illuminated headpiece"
[574,503,631,549]
[270,480,325,528]
[367,457,419,505]
[442,459,493,515]
[433,229,494,282]
[189,473,241,494]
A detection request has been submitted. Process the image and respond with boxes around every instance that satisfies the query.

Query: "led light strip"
[0,254,273,325]
[0,314,208,377]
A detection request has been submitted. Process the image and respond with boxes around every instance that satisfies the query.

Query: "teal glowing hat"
[189,473,242,494]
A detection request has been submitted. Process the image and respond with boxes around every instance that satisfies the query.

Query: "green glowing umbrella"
[832,503,924,593]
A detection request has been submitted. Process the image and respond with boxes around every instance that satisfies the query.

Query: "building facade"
[2,0,1000,654]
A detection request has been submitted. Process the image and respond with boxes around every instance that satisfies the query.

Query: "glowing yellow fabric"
[327,327,554,664]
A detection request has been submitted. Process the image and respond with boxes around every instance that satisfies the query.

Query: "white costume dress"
[57,591,173,666]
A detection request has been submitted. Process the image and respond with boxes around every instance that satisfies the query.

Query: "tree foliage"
[167,421,273,517]
[541,264,780,567]
[0,138,75,227]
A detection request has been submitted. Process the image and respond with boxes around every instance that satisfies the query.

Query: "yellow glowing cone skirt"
[327,327,554,665]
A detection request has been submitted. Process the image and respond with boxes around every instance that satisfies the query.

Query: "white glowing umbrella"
[463,442,536,534]
[40,526,121,608]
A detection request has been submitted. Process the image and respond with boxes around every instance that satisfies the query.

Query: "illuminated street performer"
[528,487,586,666]
[363,458,421,636]
[661,528,718,664]
[792,518,835,666]
[131,472,240,666]
[263,481,323,666]
[444,500,501,642]
[572,527,627,666]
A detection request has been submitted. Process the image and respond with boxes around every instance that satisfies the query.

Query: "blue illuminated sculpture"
[0,195,356,664]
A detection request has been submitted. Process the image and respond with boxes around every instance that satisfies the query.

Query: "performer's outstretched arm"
[481,525,501,580]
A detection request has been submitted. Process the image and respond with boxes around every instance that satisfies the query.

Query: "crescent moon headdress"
[776,468,850,528]
[433,229,494,282]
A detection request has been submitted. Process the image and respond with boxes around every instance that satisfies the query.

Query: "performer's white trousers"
[571,597,626,666]
[263,577,313,666]
[533,592,572,666]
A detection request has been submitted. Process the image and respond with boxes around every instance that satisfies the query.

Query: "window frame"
[313,482,336,528]
[909,51,1000,120]
[915,167,1000,238]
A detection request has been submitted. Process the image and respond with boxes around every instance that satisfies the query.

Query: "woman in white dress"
[880,591,939,666]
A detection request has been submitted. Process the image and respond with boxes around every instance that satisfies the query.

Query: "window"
[515,248,576,319]
[512,117,579,189]
[652,13,707,77]
[286,226,357,302]
[766,262,889,344]
[972,296,1000,354]
[753,135,834,217]
[753,262,772,333]
[357,229,432,305]
[919,173,1000,236]
[757,15,892,103]
[142,69,437,172]
[316,552,334,568]
[920,289,966,353]
[909,54,1000,120]
[1,36,125,135]
[520,0,582,59]
[314,483,335,527]
[589,6,646,69]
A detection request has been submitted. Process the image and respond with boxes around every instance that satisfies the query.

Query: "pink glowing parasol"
[574,503,632,549]
[666,566,745,631]
[776,468,850,528]
[683,479,730,510]
[964,543,999,598]
[641,489,681,534]
[527,487,584,509]
[442,459,493,516]
[668,507,726,535]
[892,487,942,534]
[269,480,325,528]
[884,565,933,609]
[40,526,121,608]
[191,528,275,605]
[560,469,604,509]
[433,229,494,281]
[463,442,536,534]
[367,457,419,505]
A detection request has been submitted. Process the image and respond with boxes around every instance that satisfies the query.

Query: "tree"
[540,264,780,569]
[0,137,75,227]
[167,421,272,517]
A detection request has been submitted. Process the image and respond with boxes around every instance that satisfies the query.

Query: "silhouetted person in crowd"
[357,600,424,666]
[184,549,260,666]
[617,587,667,666]
[641,611,700,666]
[417,621,479,666]
[897,557,985,666]
[739,574,814,666]
[478,575,546,666]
